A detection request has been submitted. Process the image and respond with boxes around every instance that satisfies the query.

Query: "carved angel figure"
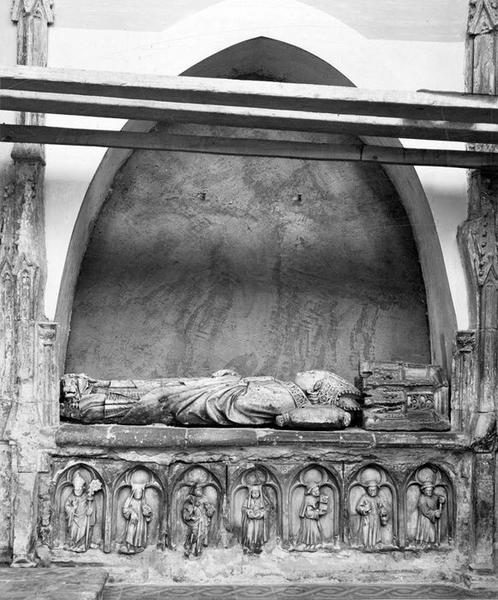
[355,470,390,550]
[241,484,271,554]
[64,472,100,552]
[182,483,216,558]
[293,483,328,552]
[60,369,361,429]
[119,483,153,554]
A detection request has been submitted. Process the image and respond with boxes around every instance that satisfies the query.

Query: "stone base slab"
[0,567,108,600]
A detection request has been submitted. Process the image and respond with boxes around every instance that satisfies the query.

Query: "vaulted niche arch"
[59,37,456,382]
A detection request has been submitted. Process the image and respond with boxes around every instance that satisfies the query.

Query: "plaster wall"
[65,127,430,381]
[0,0,470,328]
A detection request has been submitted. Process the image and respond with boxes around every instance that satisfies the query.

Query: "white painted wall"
[2,0,470,327]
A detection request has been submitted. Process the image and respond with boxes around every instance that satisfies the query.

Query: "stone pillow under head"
[295,370,362,411]
[275,405,352,430]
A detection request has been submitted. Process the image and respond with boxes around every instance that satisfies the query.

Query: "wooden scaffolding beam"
[2,65,498,123]
[1,124,497,169]
[3,89,498,145]
[1,66,498,168]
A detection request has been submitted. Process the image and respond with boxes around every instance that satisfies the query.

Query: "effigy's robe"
[63,374,308,427]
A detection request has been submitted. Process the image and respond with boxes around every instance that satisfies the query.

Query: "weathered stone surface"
[0,0,56,568]
[458,3,498,571]
[360,362,450,431]
[0,567,108,600]
[43,445,471,561]
[55,424,468,450]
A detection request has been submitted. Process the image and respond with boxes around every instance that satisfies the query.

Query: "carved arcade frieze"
[45,459,456,558]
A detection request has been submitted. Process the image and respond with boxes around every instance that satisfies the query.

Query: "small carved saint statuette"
[354,468,391,550]
[292,483,328,552]
[182,483,216,558]
[64,471,102,552]
[119,483,153,554]
[241,484,272,554]
[414,468,446,547]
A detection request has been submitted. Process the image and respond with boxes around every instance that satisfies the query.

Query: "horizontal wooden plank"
[3,89,498,144]
[2,65,498,123]
[2,124,497,169]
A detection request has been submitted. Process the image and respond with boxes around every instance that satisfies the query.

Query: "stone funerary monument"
[1,0,498,593]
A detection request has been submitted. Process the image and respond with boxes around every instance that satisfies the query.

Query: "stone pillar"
[0,0,56,566]
[458,0,498,573]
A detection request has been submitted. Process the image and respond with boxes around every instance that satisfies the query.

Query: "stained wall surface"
[66,128,430,382]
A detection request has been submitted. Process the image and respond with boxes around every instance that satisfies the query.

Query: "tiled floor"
[102,583,498,600]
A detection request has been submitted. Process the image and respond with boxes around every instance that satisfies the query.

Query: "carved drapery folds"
[53,464,105,552]
[46,459,457,557]
[231,466,279,554]
[288,465,339,552]
[405,465,452,548]
[113,467,163,554]
[170,465,222,556]
[347,465,396,550]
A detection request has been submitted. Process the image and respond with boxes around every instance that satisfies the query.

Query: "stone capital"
[11,0,54,24]
[468,0,498,35]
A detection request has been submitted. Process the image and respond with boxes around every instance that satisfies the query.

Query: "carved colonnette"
[0,0,57,566]
[458,0,498,573]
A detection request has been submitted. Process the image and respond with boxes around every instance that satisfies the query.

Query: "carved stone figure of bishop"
[64,472,101,552]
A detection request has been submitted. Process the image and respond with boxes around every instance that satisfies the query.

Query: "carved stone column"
[0,0,55,566]
[458,0,498,573]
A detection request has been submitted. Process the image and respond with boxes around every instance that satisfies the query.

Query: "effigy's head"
[61,373,93,401]
[60,373,95,420]
[295,370,361,407]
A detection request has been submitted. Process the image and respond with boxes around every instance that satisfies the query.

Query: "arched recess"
[56,37,456,377]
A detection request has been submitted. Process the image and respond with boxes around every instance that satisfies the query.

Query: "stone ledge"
[55,424,469,450]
